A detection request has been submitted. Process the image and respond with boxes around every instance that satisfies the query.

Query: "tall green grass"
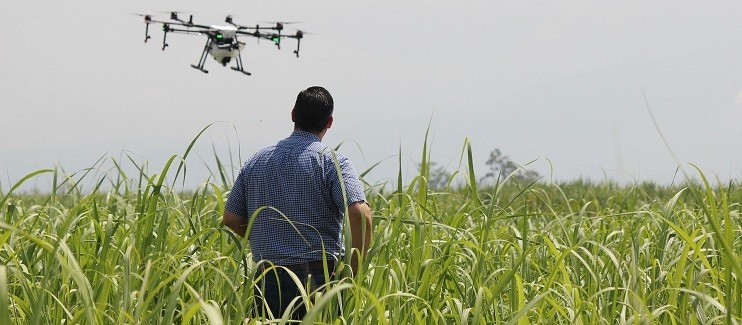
[0,129,740,324]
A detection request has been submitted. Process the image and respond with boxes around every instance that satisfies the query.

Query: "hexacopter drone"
[137,12,304,75]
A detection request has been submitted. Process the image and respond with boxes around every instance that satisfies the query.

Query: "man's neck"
[295,128,326,141]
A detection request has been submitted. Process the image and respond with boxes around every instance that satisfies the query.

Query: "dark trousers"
[253,263,335,320]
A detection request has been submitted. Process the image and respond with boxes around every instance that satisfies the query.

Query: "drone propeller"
[152,11,198,25]
[225,15,253,30]
[168,11,193,24]
[261,21,302,25]
[261,21,301,34]
[131,13,152,19]
[158,11,186,18]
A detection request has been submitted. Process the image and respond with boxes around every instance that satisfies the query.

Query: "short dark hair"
[293,86,334,133]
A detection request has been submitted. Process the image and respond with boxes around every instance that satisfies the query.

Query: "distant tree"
[481,148,540,184]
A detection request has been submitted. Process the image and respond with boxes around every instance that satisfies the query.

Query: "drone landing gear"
[191,38,212,74]
[231,67,251,75]
[190,64,208,73]
[231,51,251,75]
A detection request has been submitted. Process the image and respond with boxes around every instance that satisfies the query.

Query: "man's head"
[292,86,334,134]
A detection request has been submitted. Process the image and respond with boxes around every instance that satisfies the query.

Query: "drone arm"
[184,23,212,29]
[236,30,268,40]
[157,25,209,50]
[166,27,207,35]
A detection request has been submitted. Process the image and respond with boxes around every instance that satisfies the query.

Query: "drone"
[137,12,304,75]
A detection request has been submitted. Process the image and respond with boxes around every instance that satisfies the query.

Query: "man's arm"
[348,201,373,275]
[222,209,248,238]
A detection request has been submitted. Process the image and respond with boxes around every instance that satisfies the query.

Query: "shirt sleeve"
[327,152,366,209]
[225,169,250,218]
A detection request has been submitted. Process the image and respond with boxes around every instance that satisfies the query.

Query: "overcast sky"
[1,1,741,192]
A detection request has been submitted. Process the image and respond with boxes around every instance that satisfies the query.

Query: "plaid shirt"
[225,130,366,265]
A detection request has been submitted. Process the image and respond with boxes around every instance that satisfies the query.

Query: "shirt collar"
[291,129,321,142]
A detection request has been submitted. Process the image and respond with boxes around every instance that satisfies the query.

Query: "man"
[222,86,372,319]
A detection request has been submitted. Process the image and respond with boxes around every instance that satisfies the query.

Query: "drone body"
[186,25,245,73]
[205,26,243,67]
[138,12,304,76]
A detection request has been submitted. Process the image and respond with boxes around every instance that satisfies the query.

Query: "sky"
[1,1,741,192]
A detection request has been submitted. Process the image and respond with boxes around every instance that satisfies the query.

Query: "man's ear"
[326,116,333,129]
[291,109,296,122]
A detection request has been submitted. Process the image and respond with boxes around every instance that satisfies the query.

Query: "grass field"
[0,131,740,324]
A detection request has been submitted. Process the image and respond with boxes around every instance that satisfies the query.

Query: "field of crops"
[1,137,740,324]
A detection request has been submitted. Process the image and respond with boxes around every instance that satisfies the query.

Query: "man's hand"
[348,201,373,275]
[222,209,247,237]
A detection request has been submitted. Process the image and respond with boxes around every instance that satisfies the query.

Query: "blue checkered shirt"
[225,130,367,265]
